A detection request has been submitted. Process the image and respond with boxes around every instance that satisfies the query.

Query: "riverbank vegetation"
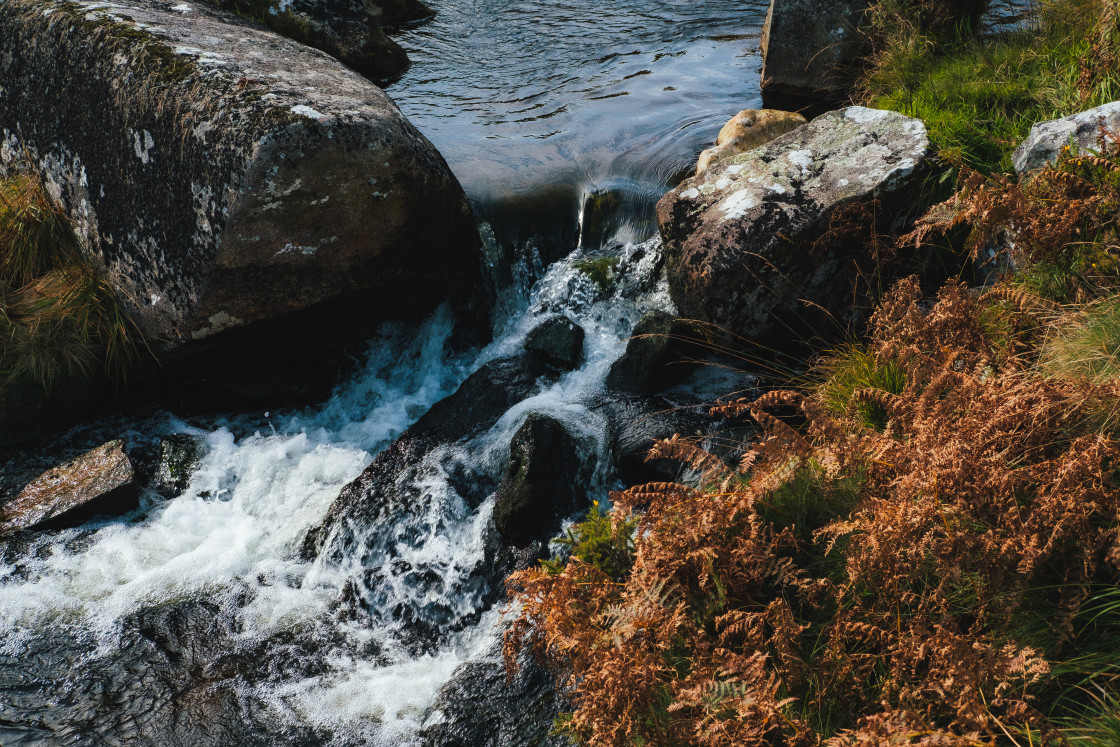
[0,174,139,419]
[504,0,1120,743]
[862,0,1120,172]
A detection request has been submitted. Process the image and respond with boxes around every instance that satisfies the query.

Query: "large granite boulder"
[696,109,807,175]
[1013,101,1120,173]
[0,440,138,534]
[656,106,930,345]
[0,0,479,391]
[760,0,871,112]
[199,0,433,86]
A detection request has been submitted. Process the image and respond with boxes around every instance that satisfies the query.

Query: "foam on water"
[0,237,673,742]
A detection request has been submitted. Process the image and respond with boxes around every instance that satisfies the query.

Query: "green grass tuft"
[814,343,907,430]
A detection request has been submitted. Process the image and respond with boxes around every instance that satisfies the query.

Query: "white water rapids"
[0,238,672,745]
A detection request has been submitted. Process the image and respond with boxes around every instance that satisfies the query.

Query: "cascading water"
[0,237,674,745]
[0,0,770,743]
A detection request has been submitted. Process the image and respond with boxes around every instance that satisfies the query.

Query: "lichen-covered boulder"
[198,0,433,86]
[760,0,870,111]
[696,109,807,175]
[0,440,138,533]
[1012,101,1120,173]
[656,106,930,344]
[0,0,478,370]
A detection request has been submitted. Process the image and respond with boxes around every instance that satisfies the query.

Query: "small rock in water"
[151,434,207,498]
[494,415,590,549]
[524,315,585,370]
[0,440,138,534]
[696,109,807,175]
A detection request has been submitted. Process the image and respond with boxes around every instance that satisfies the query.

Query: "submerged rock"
[199,0,433,86]
[1013,101,1120,172]
[493,415,590,549]
[760,0,869,111]
[0,0,479,399]
[524,315,585,370]
[0,440,137,534]
[696,109,807,175]
[657,106,930,347]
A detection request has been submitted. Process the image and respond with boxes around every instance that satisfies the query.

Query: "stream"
[0,0,767,744]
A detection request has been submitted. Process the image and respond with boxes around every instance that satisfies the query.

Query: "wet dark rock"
[420,642,571,747]
[760,0,870,112]
[605,310,707,395]
[600,396,714,486]
[657,106,930,349]
[0,596,315,747]
[150,434,208,498]
[0,440,138,534]
[0,0,479,404]
[494,415,591,549]
[303,355,557,558]
[1012,101,1120,172]
[524,316,585,370]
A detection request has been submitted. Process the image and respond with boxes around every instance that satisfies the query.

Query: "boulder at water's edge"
[760,0,870,112]
[657,106,930,346]
[0,0,479,396]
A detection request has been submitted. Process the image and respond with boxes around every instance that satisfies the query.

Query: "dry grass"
[0,173,139,405]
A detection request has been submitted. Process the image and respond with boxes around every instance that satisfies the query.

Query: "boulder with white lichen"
[656,106,932,346]
[0,0,481,406]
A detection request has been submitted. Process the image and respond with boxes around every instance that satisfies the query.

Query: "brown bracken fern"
[506,277,1120,746]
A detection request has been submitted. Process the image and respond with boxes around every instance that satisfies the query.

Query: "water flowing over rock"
[696,109,807,175]
[0,440,137,534]
[1012,101,1120,172]
[760,0,870,111]
[150,434,208,498]
[0,0,479,389]
[303,354,558,561]
[656,106,930,346]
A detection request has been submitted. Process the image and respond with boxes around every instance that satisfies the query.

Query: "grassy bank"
[504,0,1120,743]
[861,0,1120,172]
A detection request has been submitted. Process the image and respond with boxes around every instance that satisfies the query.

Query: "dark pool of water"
[388,0,768,242]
